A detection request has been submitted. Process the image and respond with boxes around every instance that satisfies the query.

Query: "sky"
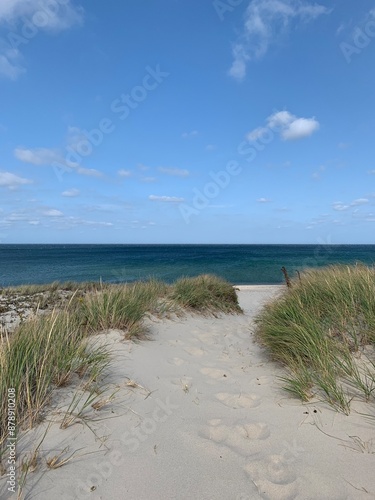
[0,0,375,244]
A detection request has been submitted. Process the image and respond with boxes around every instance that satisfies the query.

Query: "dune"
[1,285,374,499]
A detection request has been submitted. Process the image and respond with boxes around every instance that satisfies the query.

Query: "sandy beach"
[1,285,374,500]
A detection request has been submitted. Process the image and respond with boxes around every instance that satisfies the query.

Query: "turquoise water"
[0,244,374,287]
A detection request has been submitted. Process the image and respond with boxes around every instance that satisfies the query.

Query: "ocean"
[0,244,374,287]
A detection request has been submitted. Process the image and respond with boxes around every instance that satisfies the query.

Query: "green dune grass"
[255,264,375,413]
[0,275,241,452]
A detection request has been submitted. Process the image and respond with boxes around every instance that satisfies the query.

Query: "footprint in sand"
[194,332,214,345]
[244,455,298,500]
[208,418,222,426]
[251,479,298,500]
[243,422,271,440]
[184,346,206,357]
[167,357,185,366]
[215,392,261,409]
[200,420,270,457]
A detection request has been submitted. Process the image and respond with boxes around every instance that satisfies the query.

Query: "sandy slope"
[1,286,374,500]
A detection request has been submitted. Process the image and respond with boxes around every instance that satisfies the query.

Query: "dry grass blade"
[46,446,82,469]
[91,387,119,411]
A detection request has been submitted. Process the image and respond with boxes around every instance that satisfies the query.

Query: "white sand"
[1,286,374,499]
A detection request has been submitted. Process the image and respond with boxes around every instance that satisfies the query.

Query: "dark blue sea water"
[0,244,374,287]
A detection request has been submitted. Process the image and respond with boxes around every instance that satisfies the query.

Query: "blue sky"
[0,0,374,244]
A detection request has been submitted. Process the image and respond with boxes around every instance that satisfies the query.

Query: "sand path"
[2,286,374,499]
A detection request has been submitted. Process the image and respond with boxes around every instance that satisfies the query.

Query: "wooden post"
[281,266,292,289]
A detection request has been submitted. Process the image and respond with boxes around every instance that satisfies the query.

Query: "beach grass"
[171,274,242,314]
[75,279,169,337]
[255,264,375,413]
[0,275,240,451]
[0,305,110,452]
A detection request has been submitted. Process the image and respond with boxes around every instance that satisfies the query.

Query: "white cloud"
[257,197,272,203]
[15,147,62,165]
[158,167,189,177]
[76,167,102,177]
[0,0,83,30]
[332,202,350,211]
[149,195,185,203]
[0,205,75,233]
[118,169,132,178]
[228,44,249,80]
[351,210,375,222]
[367,170,375,175]
[0,49,25,80]
[137,163,150,171]
[351,198,369,206]
[247,110,320,142]
[182,130,198,139]
[64,215,114,226]
[0,171,32,189]
[66,126,87,151]
[0,0,22,21]
[267,110,294,129]
[205,144,216,151]
[62,188,80,197]
[332,198,369,212]
[229,0,330,80]
[83,220,113,227]
[42,209,63,217]
[281,116,320,140]
[15,145,103,177]
[0,1,83,80]
[2,211,33,224]
[336,23,345,36]
[247,127,269,141]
